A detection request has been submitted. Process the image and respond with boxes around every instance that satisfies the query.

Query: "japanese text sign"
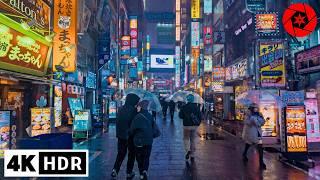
[191,0,200,19]
[53,0,77,72]
[255,13,278,36]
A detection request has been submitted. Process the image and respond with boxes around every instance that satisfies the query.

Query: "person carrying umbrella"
[111,94,140,179]
[179,94,201,162]
[161,98,168,119]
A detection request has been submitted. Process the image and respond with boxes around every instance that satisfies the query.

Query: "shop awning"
[0,70,60,85]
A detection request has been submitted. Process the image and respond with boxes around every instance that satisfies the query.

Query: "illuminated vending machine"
[280,91,307,161]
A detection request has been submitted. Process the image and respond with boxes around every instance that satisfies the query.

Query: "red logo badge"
[282,3,317,37]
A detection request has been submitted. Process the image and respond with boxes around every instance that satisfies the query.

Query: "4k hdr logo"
[282,3,318,37]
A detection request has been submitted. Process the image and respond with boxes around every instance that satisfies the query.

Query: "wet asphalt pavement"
[73,114,312,180]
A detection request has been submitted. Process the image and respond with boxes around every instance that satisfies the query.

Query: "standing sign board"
[305,95,320,152]
[73,110,91,139]
[0,111,11,158]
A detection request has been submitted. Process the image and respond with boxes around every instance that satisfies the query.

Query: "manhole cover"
[199,133,224,140]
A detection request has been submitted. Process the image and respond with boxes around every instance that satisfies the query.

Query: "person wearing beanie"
[111,93,140,179]
[179,94,201,162]
[130,100,154,180]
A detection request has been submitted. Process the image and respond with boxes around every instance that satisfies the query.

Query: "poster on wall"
[204,56,213,72]
[73,110,91,139]
[213,67,225,81]
[255,13,278,36]
[54,86,62,127]
[286,106,307,152]
[305,99,320,144]
[53,0,77,72]
[203,27,213,45]
[0,111,10,157]
[235,85,249,121]
[109,101,117,119]
[31,108,52,137]
[259,41,285,87]
[280,90,305,106]
[191,22,200,48]
[67,98,83,124]
[150,55,175,69]
[204,0,212,14]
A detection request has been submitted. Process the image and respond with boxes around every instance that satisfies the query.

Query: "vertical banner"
[176,0,181,41]
[191,0,200,19]
[259,41,285,87]
[175,46,181,88]
[191,22,200,47]
[53,0,77,72]
[204,0,213,14]
[204,27,213,45]
[204,55,213,72]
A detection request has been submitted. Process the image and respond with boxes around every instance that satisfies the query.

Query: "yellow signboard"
[53,0,77,72]
[191,0,200,19]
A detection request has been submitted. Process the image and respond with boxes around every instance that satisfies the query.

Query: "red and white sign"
[203,26,213,45]
[130,29,138,39]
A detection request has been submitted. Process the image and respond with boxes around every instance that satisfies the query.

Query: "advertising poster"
[280,90,305,106]
[235,85,249,121]
[0,111,10,157]
[191,0,200,19]
[67,98,83,124]
[150,55,175,69]
[212,81,224,92]
[86,72,96,89]
[73,110,90,131]
[259,41,285,87]
[246,0,265,12]
[0,17,51,76]
[191,22,200,48]
[204,73,212,87]
[286,106,307,152]
[53,0,77,72]
[295,45,320,74]
[204,0,212,14]
[109,101,117,119]
[213,67,225,81]
[255,13,278,36]
[54,86,62,127]
[203,27,213,45]
[31,108,51,137]
[305,99,320,143]
[259,102,277,137]
[204,56,213,72]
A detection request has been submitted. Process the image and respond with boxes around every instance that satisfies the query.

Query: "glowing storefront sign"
[191,0,200,19]
[191,22,200,47]
[53,0,77,72]
[255,13,278,36]
[0,0,51,36]
[175,46,181,87]
[204,0,212,14]
[0,14,51,76]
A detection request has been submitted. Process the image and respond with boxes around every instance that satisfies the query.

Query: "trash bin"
[17,133,72,149]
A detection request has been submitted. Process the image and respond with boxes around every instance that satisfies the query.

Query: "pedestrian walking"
[130,100,154,180]
[242,104,266,170]
[152,111,157,121]
[161,99,168,119]
[111,94,140,179]
[168,100,176,121]
[179,94,201,162]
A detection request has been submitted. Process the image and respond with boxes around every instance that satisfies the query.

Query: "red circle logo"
[282,3,317,37]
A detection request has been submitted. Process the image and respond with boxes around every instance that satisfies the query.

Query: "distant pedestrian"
[111,94,140,179]
[152,111,157,121]
[168,100,176,121]
[179,94,201,162]
[242,104,266,170]
[161,99,168,119]
[130,100,154,180]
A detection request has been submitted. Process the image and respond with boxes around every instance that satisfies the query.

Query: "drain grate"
[199,133,224,140]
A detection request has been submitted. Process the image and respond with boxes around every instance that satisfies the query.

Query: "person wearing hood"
[130,100,154,180]
[242,104,266,170]
[179,94,201,162]
[111,94,140,179]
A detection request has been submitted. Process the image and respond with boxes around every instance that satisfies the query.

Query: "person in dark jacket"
[161,99,168,119]
[179,94,201,162]
[111,94,140,179]
[130,100,154,180]
[168,100,176,121]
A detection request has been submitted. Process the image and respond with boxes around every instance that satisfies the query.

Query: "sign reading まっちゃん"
[0,14,51,76]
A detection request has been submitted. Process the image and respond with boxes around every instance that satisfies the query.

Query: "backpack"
[190,112,201,126]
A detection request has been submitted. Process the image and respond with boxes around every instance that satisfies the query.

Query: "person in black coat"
[130,100,153,180]
[179,94,201,162]
[111,94,140,179]
[161,99,168,119]
[168,100,176,121]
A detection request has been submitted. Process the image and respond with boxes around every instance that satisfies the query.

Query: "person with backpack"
[242,104,266,170]
[179,94,201,162]
[130,100,154,180]
[111,94,140,179]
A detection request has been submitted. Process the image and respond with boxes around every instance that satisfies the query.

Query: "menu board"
[31,108,52,137]
[259,101,277,137]
[0,111,10,157]
[68,98,83,117]
[54,86,62,127]
[286,106,307,152]
[109,101,117,119]
[305,99,320,143]
[73,110,90,131]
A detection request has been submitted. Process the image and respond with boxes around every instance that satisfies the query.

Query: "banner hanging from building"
[191,0,200,19]
[259,41,285,87]
[191,22,200,47]
[204,0,212,14]
[204,27,213,45]
[53,0,77,72]
[175,46,181,87]
[204,56,213,72]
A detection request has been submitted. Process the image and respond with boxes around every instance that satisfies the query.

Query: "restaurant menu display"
[0,111,10,157]
[73,110,91,131]
[54,86,62,127]
[109,101,117,119]
[31,108,52,137]
[305,99,320,143]
[259,102,277,137]
[68,98,83,118]
[235,85,248,121]
[286,106,307,152]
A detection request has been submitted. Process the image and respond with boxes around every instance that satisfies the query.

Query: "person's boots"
[242,143,250,162]
[258,144,266,170]
[111,169,117,179]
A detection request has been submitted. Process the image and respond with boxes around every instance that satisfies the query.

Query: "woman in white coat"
[242,104,266,170]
